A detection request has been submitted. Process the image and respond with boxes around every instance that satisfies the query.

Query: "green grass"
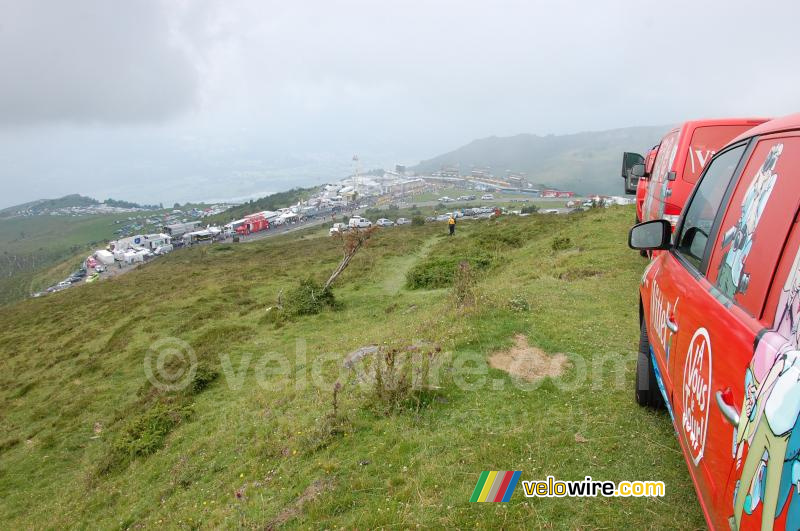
[0,206,704,528]
[0,213,143,305]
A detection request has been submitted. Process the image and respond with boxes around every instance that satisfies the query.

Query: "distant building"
[470,167,493,180]
[435,166,460,179]
[385,178,426,196]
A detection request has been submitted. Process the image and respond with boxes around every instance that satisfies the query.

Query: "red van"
[625,118,768,227]
[629,113,800,529]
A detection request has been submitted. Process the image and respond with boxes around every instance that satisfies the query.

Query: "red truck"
[629,113,800,529]
[235,213,270,236]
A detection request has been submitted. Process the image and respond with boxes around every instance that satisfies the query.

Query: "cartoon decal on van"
[717,144,782,299]
[732,232,800,530]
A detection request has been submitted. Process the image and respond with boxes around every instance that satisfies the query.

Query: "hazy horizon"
[1,0,798,208]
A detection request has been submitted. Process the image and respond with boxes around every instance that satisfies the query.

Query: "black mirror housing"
[628,220,672,250]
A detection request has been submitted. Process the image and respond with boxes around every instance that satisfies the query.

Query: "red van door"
[703,134,800,530]
[648,144,748,528]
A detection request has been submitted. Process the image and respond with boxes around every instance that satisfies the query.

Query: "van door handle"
[666,316,678,333]
[715,390,740,426]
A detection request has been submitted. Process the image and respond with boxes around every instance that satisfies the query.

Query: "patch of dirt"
[267,478,334,529]
[489,334,569,381]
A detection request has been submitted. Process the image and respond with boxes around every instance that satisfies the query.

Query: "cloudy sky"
[0,0,798,208]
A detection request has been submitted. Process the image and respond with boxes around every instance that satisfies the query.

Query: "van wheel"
[636,321,665,409]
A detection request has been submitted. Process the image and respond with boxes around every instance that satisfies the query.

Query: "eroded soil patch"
[489,334,569,381]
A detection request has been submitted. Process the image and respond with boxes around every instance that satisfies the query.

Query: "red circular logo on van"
[681,328,712,466]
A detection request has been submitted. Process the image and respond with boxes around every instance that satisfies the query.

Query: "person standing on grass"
[448,214,456,236]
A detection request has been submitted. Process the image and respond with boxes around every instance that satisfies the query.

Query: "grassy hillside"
[0,213,136,305]
[0,207,704,528]
[413,126,670,195]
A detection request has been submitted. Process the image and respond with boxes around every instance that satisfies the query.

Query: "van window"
[707,136,800,317]
[674,144,746,271]
[684,125,756,184]
[762,223,800,335]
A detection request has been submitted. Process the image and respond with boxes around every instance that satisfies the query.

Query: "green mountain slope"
[0,208,703,528]
[413,126,670,194]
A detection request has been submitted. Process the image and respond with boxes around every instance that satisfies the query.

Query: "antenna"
[352,154,361,195]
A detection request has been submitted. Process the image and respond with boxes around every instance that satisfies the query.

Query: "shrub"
[352,344,440,414]
[551,236,572,251]
[411,216,425,226]
[405,252,492,289]
[189,363,219,394]
[452,261,476,308]
[99,402,192,474]
[521,205,538,214]
[508,296,530,312]
[474,224,525,248]
[284,278,337,316]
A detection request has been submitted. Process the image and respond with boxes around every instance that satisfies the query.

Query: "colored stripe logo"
[470,471,521,502]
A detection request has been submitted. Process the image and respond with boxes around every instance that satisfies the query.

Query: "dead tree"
[324,226,376,290]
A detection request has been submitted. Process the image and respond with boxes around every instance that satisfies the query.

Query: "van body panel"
[635,115,800,529]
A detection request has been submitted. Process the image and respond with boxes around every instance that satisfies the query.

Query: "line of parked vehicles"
[330,207,504,235]
[624,113,800,529]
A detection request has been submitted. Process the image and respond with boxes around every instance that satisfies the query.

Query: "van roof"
[729,113,800,144]
[679,117,768,130]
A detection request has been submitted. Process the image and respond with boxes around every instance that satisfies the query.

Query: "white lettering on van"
[689,148,716,175]
[681,328,712,466]
[650,280,674,351]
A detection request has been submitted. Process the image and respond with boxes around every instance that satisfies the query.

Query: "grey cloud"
[0,0,199,125]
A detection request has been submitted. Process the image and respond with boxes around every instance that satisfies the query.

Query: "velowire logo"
[470,471,521,502]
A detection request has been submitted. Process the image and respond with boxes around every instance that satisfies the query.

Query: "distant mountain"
[412,125,671,195]
[0,194,160,217]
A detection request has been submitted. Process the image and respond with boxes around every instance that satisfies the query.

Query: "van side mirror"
[628,220,672,250]
[631,164,646,178]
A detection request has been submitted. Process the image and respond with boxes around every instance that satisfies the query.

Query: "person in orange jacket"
[448,215,456,236]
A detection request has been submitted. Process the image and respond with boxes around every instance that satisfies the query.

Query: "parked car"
[329,222,348,235]
[481,194,494,200]
[438,196,453,202]
[376,218,395,227]
[629,114,800,530]
[395,217,411,225]
[94,265,106,273]
[348,216,372,229]
[626,118,768,228]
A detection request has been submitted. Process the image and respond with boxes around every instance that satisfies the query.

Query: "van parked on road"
[624,118,767,228]
[629,113,800,529]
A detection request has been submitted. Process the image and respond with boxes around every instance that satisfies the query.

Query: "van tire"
[636,321,665,409]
